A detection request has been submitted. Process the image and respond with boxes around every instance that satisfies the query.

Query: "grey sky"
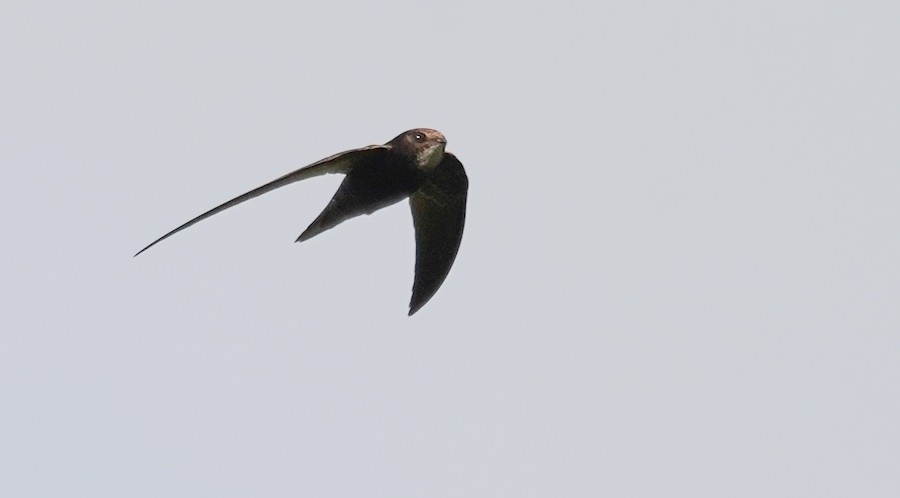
[2,1,898,497]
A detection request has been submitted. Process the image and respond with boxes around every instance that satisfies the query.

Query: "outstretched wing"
[408,152,469,315]
[134,145,390,256]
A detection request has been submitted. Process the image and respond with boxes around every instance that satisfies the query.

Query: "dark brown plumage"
[135,128,468,316]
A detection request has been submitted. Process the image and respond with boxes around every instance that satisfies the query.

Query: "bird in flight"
[135,128,468,315]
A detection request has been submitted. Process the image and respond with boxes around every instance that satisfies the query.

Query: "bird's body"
[135,129,468,316]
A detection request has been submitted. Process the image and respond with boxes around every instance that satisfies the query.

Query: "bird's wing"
[408,152,469,315]
[134,145,390,256]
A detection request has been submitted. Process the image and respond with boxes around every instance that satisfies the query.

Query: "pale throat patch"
[417,144,446,170]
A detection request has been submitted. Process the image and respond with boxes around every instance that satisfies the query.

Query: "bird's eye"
[413,133,424,141]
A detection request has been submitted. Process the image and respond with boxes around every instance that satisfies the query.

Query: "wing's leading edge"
[134,145,389,256]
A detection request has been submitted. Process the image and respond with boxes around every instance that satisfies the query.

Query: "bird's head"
[389,128,447,170]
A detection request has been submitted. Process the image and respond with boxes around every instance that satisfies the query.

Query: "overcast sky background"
[2,1,898,497]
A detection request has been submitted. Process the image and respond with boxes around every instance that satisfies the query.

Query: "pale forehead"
[410,128,445,140]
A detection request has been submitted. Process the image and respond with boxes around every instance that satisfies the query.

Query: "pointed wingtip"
[295,229,314,243]
[407,298,428,316]
[134,238,162,257]
[296,217,328,243]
